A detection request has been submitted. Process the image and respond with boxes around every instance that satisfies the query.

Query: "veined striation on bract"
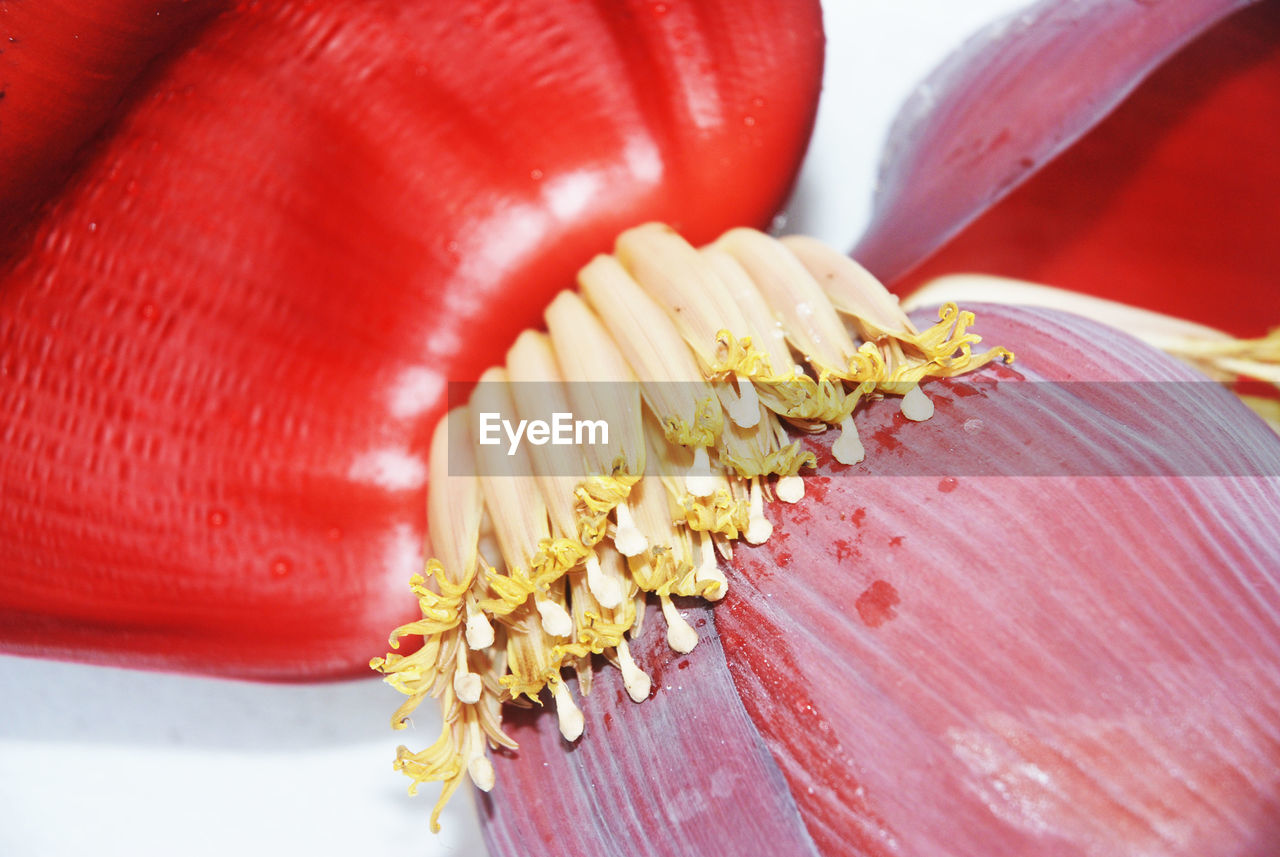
[370,223,1012,829]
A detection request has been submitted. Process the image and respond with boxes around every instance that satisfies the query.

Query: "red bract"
[0,0,228,247]
[856,0,1279,336]
[482,598,824,856]
[479,304,1280,856]
[476,3,1280,854]
[0,0,823,678]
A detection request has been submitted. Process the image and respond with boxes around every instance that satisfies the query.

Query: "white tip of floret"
[660,596,699,654]
[726,375,760,428]
[465,610,495,651]
[776,474,804,503]
[453,671,482,705]
[585,551,624,609]
[467,755,495,792]
[551,681,585,742]
[615,638,652,703]
[536,598,573,638]
[685,446,717,497]
[832,414,865,465]
[901,384,935,421]
[465,718,495,791]
[744,479,772,545]
[612,501,649,557]
[696,532,728,601]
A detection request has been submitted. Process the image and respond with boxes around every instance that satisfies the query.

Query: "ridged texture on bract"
[481,305,1280,856]
[0,0,823,678]
[481,599,822,857]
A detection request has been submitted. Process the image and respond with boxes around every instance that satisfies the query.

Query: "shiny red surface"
[0,0,823,677]
[0,0,228,247]
[898,1,1280,336]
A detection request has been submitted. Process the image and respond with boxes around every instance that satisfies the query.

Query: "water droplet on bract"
[270,557,293,578]
[651,2,669,16]
[139,302,158,322]
[207,509,228,528]
[529,168,544,181]
[742,114,757,127]
[326,527,343,541]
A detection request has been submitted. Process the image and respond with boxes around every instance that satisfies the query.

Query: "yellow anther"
[374,225,1010,830]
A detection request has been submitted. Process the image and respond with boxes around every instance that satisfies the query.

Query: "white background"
[0,2,1033,855]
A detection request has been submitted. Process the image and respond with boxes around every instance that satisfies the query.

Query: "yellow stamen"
[695,530,728,601]
[614,225,772,439]
[726,374,762,428]
[685,445,717,497]
[700,246,797,382]
[584,550,625,609]
[453,643,482,705]
[832,413,865,465]
[373,224,1012,829]
[550,678,585,742]
[615,637,652,703]
[465,717,495,792]
[659,594,699,654]
[744,477,773,545]
[612,500,648,557]
[904,273,1280,429]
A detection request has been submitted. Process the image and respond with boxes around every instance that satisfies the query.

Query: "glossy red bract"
[856,0,1277,335]
[0,0,824,678]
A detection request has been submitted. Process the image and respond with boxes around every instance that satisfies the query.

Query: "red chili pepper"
[0,0,823,678]
[856,0,1280,337]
